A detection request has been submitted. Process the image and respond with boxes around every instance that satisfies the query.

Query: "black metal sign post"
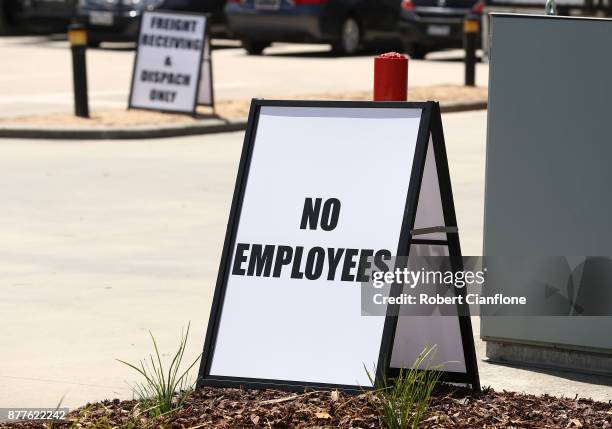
[463,15,479,87]
[68,23,90,118]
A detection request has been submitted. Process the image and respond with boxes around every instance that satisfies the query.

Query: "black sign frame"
[385,104,480,389]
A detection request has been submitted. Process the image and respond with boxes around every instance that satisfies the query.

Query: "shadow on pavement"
[97,40,243,52]
[0,32,66,43]
[427,56,483,63]
[484,359,612,389]
[261,45,393,59]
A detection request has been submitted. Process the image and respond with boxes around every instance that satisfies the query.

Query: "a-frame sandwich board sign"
[128,10,214,115]
[197,99,479,392]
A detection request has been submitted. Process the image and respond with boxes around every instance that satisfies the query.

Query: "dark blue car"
[77,0,228,47]
[1,0,77,33]
[398,0,482,58]
[225,0,403,55]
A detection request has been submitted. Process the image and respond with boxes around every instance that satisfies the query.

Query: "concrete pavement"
[0,132,238,408]
[1,110,610,410]
[0,36,489,118]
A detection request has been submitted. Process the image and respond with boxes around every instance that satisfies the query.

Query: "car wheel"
[332,17,361,56]
[1,0,18,29]
[242,40,270,55]
[404,43,428,60]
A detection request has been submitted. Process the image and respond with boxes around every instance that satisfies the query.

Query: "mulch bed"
[2,385,610,428]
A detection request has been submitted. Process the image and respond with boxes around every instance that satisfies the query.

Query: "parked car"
[2,0,77,33]
[398,0,482,58]
[225,0,403,56]
[76,0,228,47]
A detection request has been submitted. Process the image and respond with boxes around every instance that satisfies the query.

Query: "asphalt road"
[0,36,489,118]
[1,110,611,409]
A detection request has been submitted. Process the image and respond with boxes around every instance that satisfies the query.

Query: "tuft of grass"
[43,394,67,429]
[366,346,442,429]
[117,322,201,417]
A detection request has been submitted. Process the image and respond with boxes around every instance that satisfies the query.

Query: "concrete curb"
[0,119,248,140]
[0,101,486,140]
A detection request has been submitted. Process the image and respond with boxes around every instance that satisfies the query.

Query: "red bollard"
[373,52,409,101]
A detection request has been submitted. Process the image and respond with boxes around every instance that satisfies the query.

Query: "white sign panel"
[129,11,208,113]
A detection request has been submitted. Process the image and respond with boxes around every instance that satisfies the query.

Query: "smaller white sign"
[129,11,209,113]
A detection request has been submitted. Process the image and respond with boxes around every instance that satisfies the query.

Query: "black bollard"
[463,16,479,87]
[68,23,90,118]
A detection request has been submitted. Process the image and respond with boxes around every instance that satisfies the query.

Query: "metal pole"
[68,23,90,118]
[463,16,479,87]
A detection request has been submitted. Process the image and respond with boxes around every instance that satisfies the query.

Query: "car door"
[359,0,401,39]
[31,0,76,19]
[162,0,225,19]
